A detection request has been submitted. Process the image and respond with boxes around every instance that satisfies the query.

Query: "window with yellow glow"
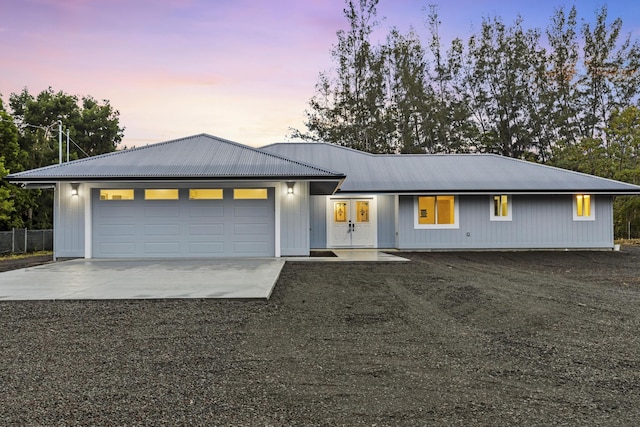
[490,195,512,221]
[334,202,348,222]
[574,194,594,220]
[189,189,223,200]
[100,189,134,200]
[234,188,268,199]
[145,189,179,200]
[416,195,457,228]
[356,201,369,223]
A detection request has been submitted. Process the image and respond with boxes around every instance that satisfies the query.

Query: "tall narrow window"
[574,194,594,220]
[490,195,512,221]
[415,196,458,228]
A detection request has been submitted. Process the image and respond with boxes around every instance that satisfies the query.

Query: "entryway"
[327,197,377,247]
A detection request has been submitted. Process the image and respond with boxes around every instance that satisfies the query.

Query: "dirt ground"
[0,254,53,272]
[2,248,640,425]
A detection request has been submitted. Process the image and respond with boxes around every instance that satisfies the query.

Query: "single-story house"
[8,133,640,258]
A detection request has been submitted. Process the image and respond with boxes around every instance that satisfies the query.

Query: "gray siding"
[377,195,396,248]
[309,196,327,248]
[55,182,85,258]
[280,181,310,256]
[398,194,613,249]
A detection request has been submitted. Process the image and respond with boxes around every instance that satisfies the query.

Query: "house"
[8,133,640,259]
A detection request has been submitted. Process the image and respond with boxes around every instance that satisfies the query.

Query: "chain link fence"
[0,229,53,255]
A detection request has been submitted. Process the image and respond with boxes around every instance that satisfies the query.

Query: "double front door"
[328,198,376,247]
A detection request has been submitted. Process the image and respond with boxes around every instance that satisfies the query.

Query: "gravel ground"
[2,249,640,425]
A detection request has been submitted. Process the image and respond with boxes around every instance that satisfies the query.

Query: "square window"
[145,189,179,200]
[490,195,512,221]
[574,194,594,221]
[100,189,134,200]
[415,196,458,229]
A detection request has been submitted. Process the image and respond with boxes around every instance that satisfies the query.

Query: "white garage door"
[92,188,275,258]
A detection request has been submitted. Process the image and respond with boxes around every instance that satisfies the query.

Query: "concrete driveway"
[0,258,285,300]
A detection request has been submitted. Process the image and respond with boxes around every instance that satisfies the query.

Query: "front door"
[328,198,376,247]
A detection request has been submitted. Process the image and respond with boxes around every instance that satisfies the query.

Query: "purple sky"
[2,0,637,147]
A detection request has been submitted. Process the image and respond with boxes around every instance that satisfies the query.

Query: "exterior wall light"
[286,181,295,195]
[70,182,79,196]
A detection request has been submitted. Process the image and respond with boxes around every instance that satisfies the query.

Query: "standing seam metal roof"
[261,142,640,194]
[7,134,345,181]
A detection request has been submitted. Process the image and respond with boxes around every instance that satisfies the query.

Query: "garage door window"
[234,188,268,199]
[100,189,134,200]
[145,189,179,200]
[189,189,223,200]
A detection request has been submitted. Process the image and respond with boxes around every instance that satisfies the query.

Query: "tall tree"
[3,87,124,229]
[292,0,394,153]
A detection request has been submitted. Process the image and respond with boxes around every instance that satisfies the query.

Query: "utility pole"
[58,120,62,164]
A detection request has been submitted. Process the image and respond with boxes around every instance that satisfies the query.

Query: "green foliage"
[0,157,13,223]
[0,87,124,229]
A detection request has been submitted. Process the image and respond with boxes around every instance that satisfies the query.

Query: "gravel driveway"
[2,248,640,425]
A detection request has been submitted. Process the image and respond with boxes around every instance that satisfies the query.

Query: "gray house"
[8,133,640,258]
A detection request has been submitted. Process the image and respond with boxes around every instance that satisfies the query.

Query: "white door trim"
[326,196,377,248]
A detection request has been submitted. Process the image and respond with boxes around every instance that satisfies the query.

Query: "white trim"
[489,194,512,221]
[275,183,281,257]
[413,195,460,229]
[84,183,93,258]
[573,194,595,221]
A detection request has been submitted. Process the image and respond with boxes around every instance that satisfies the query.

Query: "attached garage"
[92,187,275,258]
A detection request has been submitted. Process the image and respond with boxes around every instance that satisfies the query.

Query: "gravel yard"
[2,249,640,425]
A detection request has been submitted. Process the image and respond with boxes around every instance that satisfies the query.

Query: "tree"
[2,87,124,229]
[292,0,394,153]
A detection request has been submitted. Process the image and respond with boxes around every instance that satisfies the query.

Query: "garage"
[92,187,275,258]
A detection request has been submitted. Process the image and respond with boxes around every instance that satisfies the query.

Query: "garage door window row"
[99,188,268,201]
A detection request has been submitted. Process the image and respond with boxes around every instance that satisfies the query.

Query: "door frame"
[325,195,378,248]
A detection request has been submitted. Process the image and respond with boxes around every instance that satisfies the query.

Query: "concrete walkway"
[0,251,409,301]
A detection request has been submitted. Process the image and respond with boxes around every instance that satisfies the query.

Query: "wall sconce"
[70,182,79,196]
[286,181,295,195]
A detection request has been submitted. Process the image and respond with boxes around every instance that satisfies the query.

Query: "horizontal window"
[100,189,134,200]
[234,188,268,200]
[145,189,179,200]
[190,189,223,200]
[415,195,459,229]
[490,195,512,221]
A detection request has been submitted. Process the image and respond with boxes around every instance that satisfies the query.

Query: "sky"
[1,0,638,148]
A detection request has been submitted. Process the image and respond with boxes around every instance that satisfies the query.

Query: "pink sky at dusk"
[1,0,637,148]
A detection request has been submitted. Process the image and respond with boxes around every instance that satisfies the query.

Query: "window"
[415,195,458,228]
[490,195,512,221]
[574,194,594,221]
[145,189,179,200]
[234,188,268,199]
[100,189,134,200]
[189,189,223,200]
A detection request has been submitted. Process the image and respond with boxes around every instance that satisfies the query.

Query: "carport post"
[11,227,14,253]
[24,228,27,254]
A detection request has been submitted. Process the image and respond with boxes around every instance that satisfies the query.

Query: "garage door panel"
[189,205,224,217]
[144,224,180,236]
[97,242,136,255]
[234,242,270,255]
[98,224,135,236]
[234,205,269,217]
[144,242,180,254]
[189,242,225,254]
[144,205,180,217]
[97,204,136,218]
[234,223,270,236]
[189,224,224,236]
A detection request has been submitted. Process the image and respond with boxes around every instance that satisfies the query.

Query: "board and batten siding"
[55,182,86,258]
[280,181,310,256]
[398,194,614,250]
[310,195,327,248]
[376,195,396,248]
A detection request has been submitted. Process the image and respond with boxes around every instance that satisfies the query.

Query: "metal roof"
[261,142,640,194]
[7,134,345,186]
